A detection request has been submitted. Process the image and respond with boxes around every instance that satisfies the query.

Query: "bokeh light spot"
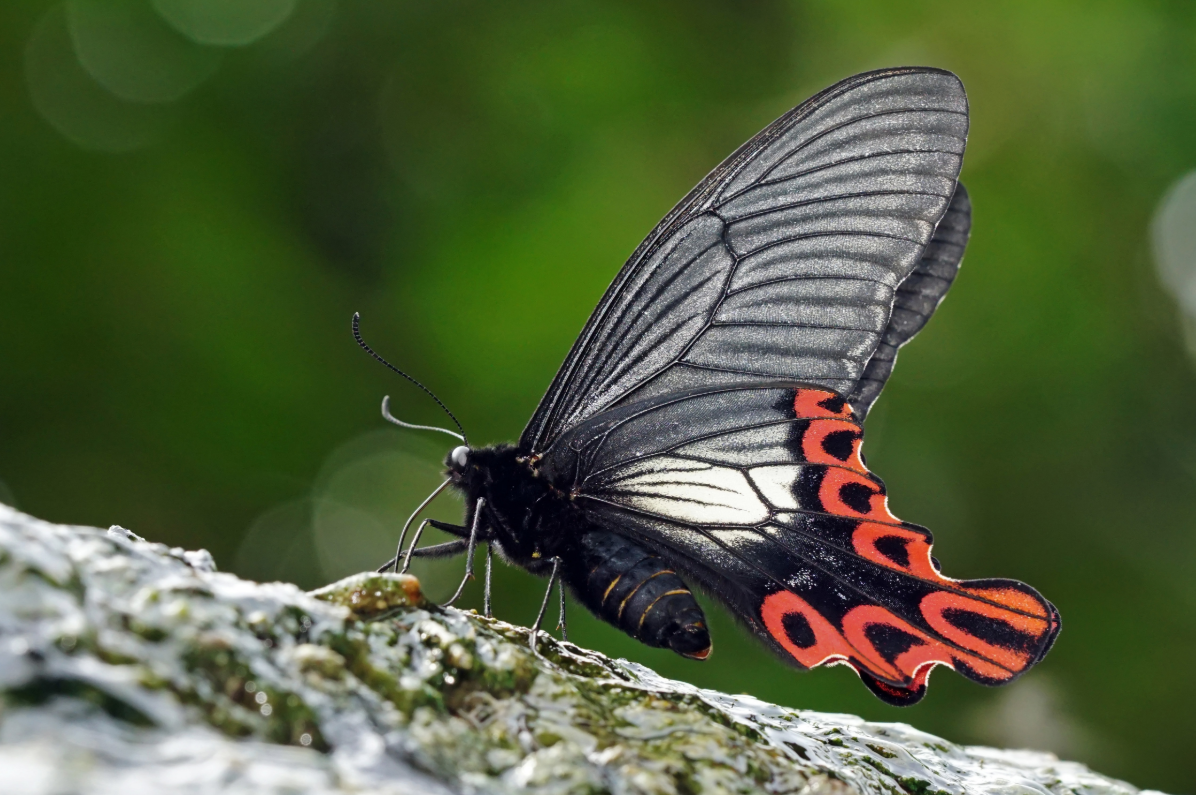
[66,0,221,104]
[238,430,466,596]
[1152,170,1196,354]
[235,499,322,589]
[310,436,464,600]
[258,0,338,61]
[969,675,1096,759]
[24,4,168,152]
[152,0,296,47]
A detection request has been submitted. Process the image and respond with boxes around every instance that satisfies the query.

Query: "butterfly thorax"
[448,444,580,569]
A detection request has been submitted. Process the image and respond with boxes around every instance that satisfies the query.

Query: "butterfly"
[355,66,1060,705]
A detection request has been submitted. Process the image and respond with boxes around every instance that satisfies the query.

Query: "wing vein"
[738,229,926,260]
[740,107,967,197]
[724,188,954,226]
[756,145,967,190]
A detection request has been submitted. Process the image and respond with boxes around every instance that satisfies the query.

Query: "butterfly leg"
[427,519,470,538]
[398,519,433,574]
[377,522,467,571]
[442,497,485,607]
[389,478,451,573]
[377,523,470,571]
[407,540,469,558]
[483,543,493,617]
[529,556,562,658]
[557,577,568,642]
[376,518,428,573]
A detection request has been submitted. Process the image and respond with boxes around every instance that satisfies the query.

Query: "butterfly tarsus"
[557,576,568,642]
[484,543,493,617]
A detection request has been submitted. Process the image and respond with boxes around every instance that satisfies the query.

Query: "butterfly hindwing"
[522,68,969,452]
[849,182,972,419]
[549,385,1059,704]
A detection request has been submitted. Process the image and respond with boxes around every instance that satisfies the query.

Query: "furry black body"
[445,445,711,659]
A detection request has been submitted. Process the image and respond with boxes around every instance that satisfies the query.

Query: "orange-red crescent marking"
[773,386,1057,694]
[919,591,1049,671]
[851,522,939,581]
[840,604,1012,682]
[761,591,854,670]
[818,468,900,523]
[960,585,1052,619]
[801,419,866,472]
[851,525,1054,626]
[794,389,853,419]
[842,605,948,681]
[762,593,1019,689]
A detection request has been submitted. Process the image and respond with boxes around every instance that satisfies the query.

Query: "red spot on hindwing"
[852,523,938,580]
[818,468,899,523]
[761,592,1025,690]
[801,419,866,472]
[919,591,1051,673]
[760,591,854,670]
[763,385,1061,698]
[793,388,854,419]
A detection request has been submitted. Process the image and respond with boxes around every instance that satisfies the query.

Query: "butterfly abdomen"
[565,530,711,660]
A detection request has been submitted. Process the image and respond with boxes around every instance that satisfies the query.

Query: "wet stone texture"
[0,505,1167,795]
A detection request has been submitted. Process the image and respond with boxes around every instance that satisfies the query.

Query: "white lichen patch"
[0,506,1168,795]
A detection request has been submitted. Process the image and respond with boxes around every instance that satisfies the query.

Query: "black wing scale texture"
[522,67,969,452]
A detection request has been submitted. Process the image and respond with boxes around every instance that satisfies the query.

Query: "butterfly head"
[442,445,484,505]
[449,445,470,471]
[444,445,474,491]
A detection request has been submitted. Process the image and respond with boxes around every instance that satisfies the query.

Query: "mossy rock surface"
[0,506,1164,795]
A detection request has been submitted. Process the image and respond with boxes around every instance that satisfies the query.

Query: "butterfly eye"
[451,446,469,468]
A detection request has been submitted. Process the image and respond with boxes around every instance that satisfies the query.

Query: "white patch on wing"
[748,465,801,509]
[601,457,768,525]
[708,527,768,548]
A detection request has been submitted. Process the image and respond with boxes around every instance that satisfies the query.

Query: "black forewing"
[848,182,971,419]
[521,67,969,452]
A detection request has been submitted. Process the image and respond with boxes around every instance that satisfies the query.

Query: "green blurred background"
[4,1,1196,790]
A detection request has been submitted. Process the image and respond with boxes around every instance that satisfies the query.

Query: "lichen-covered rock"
[0,505,1165,795]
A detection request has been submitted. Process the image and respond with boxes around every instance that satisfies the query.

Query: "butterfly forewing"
[522,68,969,452]
[548,384,1059,704]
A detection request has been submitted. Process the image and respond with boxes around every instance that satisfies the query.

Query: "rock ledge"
[0,506,1161,795]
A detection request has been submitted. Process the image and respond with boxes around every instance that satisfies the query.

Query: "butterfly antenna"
[352,313,467,444]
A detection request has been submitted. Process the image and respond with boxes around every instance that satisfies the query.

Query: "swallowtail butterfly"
[359,67,1060,705]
